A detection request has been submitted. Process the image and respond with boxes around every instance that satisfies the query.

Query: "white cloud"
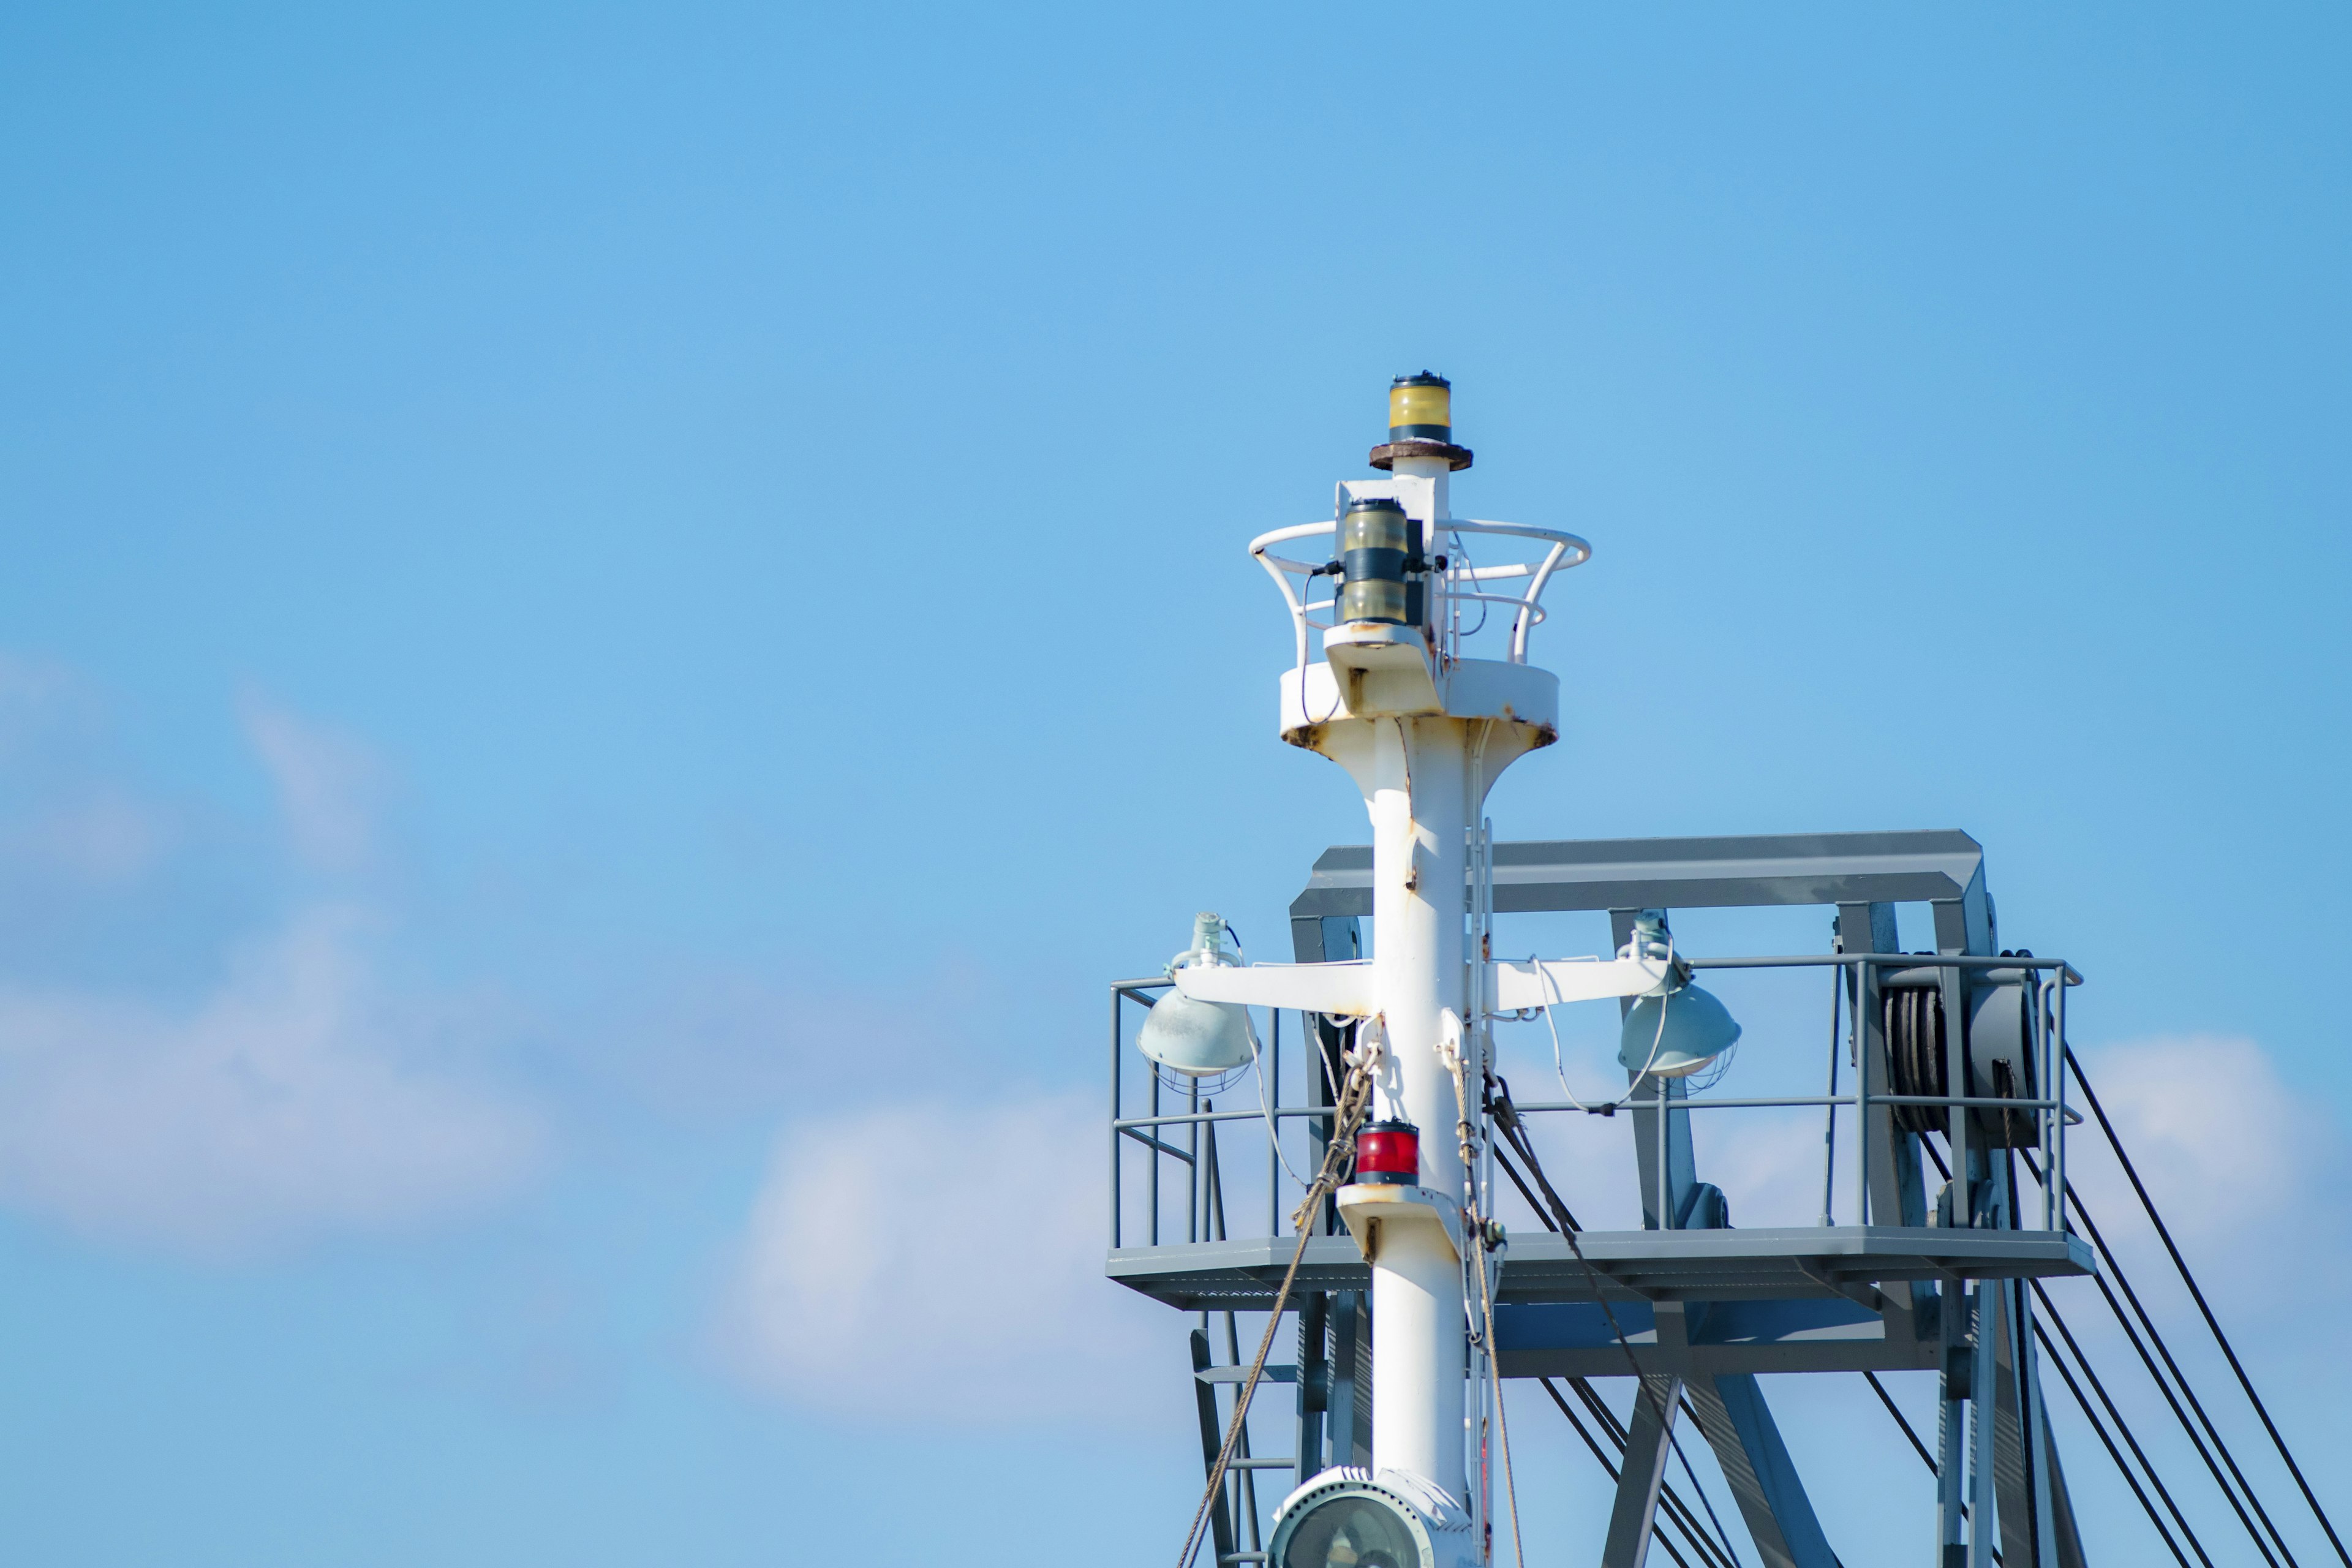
[718,1093,1166,1425]
[240,695,382,873]
[0,903,545,1256]
[2062,1036,2348,1311]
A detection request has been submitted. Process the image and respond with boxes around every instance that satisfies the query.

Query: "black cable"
[1488,1084,1585,1231]
[1557,1377,1740,1568]
[1490,1140,1565,1235]
[2035,1316,2194,1568]
[1858,1373,2002,1566]
[1938,1128,2236,1563]
[2034,1279,2217,1568]
[2082,1246,2282,1566]
[1487,1076,1746,1567]
[1537,1379,1702,1568]
[1863,1371,1936,1472]
[1667,1400,1743,1568]
[2023,1147,2299,1568]
[2066,1046,2350,1567]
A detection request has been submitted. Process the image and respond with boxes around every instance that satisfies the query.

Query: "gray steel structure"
[1109,830,2094,1568]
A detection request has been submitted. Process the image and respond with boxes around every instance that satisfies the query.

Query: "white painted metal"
[1251,412,1605,1532]
[1171,951,1665,1017]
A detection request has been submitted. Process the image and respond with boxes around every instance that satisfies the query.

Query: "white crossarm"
[1167,955,1668,1017]
[1487,955,1672,1011]
[1171,961,1378,1016]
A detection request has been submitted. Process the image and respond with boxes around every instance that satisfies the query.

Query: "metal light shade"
[1618,982,1742,1079]
[1278,1490,1422,1568]
[1137,989,1255,1076]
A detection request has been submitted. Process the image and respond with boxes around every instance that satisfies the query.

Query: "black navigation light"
[1338,497,1416,625]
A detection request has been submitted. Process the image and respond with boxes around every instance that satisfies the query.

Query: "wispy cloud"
[717,1092,1164,1426]
[0,904,544,1256]
[239,694,383,874]
[0,671,545,1257]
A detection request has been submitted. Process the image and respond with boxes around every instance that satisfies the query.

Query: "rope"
[1446,1030,1523,1568]
[1175,1034,1380,1568]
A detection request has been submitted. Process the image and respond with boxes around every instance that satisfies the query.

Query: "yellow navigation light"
[1388,371,1452,442]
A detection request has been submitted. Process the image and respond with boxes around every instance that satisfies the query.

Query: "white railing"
[1248,517,1592,668]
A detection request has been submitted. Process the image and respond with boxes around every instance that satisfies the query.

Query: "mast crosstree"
[1109,379,2332,1568]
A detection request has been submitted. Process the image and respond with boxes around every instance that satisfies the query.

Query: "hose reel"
[1881,959,2040,1148]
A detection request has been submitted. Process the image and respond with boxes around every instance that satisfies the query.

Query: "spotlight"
[1137,913,1256,1076]
[1614,913,1741,1080]
[1269,1469,1477,1568]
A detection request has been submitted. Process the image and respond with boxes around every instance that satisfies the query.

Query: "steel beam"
[1684,1372,1838,1568]
[1290,829,1989,921]
[1601,1376,1685,1568]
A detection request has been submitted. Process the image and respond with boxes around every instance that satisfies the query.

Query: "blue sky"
[2,4,2348,1564]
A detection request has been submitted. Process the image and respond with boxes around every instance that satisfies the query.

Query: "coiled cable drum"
[1882,960,2038,1148]
[1884,982,1950,1138]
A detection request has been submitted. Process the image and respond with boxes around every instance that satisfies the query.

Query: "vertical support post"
[1942,962,1973,1228]
[1188,1075,1202,1245]
[1112,986,1125,1251]
[1325,1290,1373,1468]
[2051,977,2068,1235]
[1150,1058,1163,1247]
[1268,1007,1281,1237]
[1969,1281,1999,1568]
[1853,957,1874,1232]
[1191,1328,1237,1568]
[1295,1294,1329,1489]
[1844,900,1929,1349]
[1936,1279,1969,1566]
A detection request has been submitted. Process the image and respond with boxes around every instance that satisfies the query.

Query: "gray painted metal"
[1601,1377,1684,1568]
[1109,1227,2090,1321]
[1288,829,1988,921]
[1125,829,2094,1564]
[1685,1373,1840,1568]
[1191,1328,1238,1568]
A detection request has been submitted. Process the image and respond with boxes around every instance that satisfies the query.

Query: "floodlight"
[1137,913,1256,1076]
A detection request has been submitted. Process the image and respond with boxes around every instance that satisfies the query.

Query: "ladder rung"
[1196,1364,1300,1384]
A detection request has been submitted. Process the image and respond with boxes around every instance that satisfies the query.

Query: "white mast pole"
[1363,448,1472,1495]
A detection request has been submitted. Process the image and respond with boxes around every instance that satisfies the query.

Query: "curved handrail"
[1247,517,1591,666]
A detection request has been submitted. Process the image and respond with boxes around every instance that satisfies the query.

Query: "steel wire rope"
[1926,1137,2269,1566]
[1665,1406,1743,1568]
[2032,1315,2195,1568]
[1485,1077,1749,1568]
[1556,1374,1743,1568]
[1860,1372,2004,1566]
[2021,1146,2301,1568]
[1175,1039,1380,1568]
[1532,1378,1721,1568]
[2065,1046,2350,1567]
[2031,1275,2218,1568]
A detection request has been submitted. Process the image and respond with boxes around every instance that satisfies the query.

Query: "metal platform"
[1107,1224,2090,1314]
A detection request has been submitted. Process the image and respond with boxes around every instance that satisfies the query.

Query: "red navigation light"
[1355,1120,1421,1185]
